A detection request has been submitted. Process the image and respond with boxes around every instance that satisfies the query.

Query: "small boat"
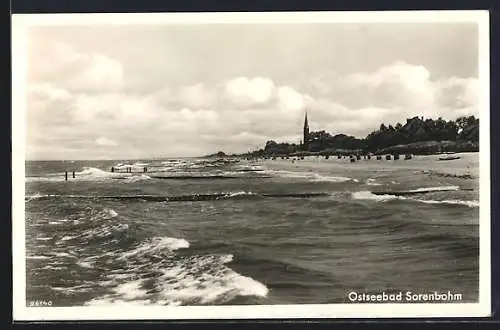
[438,155,461,161]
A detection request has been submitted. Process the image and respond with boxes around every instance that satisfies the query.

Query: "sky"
[24,22,480,160]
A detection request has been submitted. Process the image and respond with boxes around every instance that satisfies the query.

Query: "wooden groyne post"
[64,171,77,181]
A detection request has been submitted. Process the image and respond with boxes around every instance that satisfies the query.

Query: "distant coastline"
[207,115,479,158]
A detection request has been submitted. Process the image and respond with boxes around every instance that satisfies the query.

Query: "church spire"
[303,110,310,150]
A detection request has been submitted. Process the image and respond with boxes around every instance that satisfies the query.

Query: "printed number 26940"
[28,300,53,307]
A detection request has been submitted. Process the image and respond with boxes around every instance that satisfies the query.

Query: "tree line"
[259,115,479,156]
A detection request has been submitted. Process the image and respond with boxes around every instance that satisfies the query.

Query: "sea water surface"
[24,153,480,306]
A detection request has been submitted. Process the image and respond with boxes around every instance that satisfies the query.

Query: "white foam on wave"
[154,254,269,306]
[26,167,135,182]
[26,193,55,201]
[268,170,353,183]
[122,174,151,183]
[77,260,95,269]
[366,178,383,186]
[60,235,77,241]
[413,199,479,208]
[26,255,51,260]
[36,236,53,241]
[52,252,75,258]
[85,297,152,306]
[351,191,478,208]
[48,221,62,225]
[106,208,118,218]
[114,280,148,300]
[51,284,94,294]
[227,191,256,198]
[78,167,120,178]
[407,185,460,193]
[86,249,268,306]
[79,223,129,240]
[352,191,397,202]
[235,165,264,172]
[118,236,190,260]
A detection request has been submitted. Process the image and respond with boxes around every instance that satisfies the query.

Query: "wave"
[351,190,478,208]
[51,284,94,294]
[85,253,269,306]
[106,208,118,218]
[369,185,461,197]
[352,191,397,202]
[46,208,127,246]
[407,185,460,193]
[26,191,330,202]
[366,178,383,186]
[118,236,190,260]
[28,204,269,305]
[36,236,53,241]
[82,234,268,306]
[150,174,271,180]
[266,169,354,183]
[26,255,51,260]
[26,167,130,182]
[26,167,153,183]
[77,260,95,269]
[414,199,479,208]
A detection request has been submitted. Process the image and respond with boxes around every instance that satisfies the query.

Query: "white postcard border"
[12,10,491,320]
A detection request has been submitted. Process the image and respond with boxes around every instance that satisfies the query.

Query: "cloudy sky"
[25,22,479,160]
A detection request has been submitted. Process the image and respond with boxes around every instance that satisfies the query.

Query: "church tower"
[303,111,310,150]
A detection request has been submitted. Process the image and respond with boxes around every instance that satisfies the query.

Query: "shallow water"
[25,153,480,306]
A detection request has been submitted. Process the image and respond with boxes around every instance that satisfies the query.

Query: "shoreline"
[230,149,478,160]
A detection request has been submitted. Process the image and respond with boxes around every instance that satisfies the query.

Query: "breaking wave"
[351,190,478,208]
[266,169,354,183]
[85,252,269,306]
[407,185,460,193]
[83,236,268,306]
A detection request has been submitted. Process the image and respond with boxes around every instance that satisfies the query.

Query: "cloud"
[25,41,479,160]
[223,77,275,107]
[95,137,118,146]
[29,40,124,92]
[276,86,312,113]
[177,84,218,109]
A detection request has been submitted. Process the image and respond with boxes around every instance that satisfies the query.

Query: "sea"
[24,152,480,306]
